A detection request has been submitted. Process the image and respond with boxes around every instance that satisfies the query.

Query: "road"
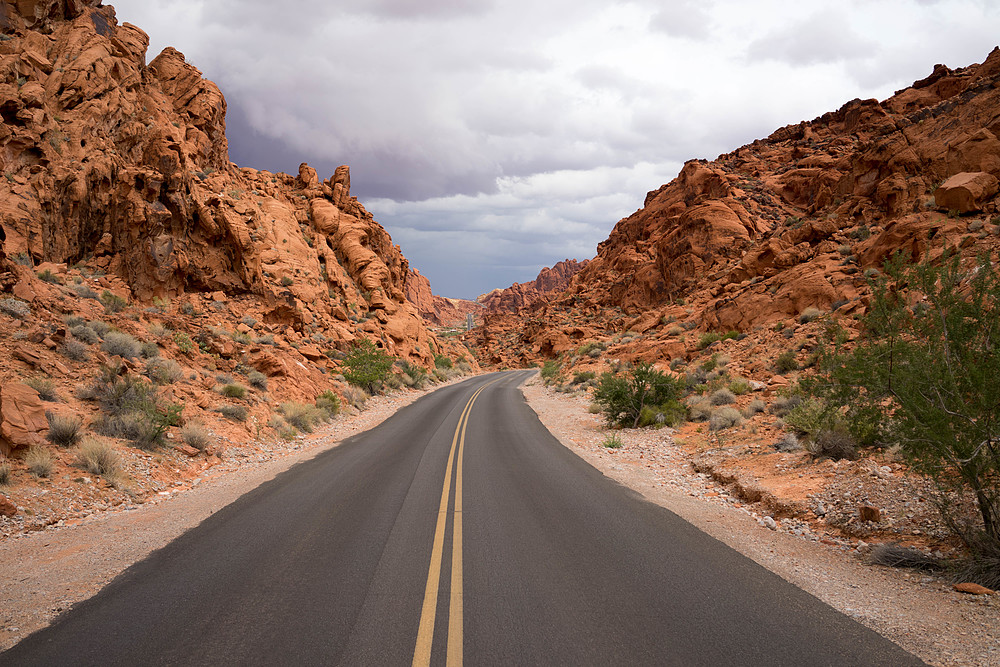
[2,370,923,666]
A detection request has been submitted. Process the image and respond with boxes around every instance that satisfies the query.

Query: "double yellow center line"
[412,381,493,667]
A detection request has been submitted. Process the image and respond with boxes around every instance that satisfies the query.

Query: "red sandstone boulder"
[934,172,999,213]
[0,383,48,456]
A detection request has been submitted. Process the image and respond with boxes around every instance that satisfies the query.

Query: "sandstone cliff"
[475,49,1000,367]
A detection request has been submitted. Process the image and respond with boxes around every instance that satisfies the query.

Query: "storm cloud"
[112,0,999,298]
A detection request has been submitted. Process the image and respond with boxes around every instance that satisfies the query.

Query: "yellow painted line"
[412,379,497,667]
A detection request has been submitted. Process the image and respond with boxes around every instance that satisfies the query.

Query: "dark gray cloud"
[111,0,998,296]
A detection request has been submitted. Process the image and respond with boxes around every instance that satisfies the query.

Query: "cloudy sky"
[110,0,998,299]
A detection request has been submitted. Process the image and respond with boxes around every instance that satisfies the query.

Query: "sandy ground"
[2,374,998,665]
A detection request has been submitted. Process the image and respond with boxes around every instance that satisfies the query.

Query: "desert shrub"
[64,315,86,328]
[637,401,687,428]
[0,297,30,318]
[343,385,369,409]
[254,333,275,345]
[774,349,798,373]
[540,360,560,385]
[280,276,294,286]
[804,250,1000,548]
[869,543,941,571]
[768,394,802,417]
[0,462,10,486]
[25,377,58,401]
[808,428,858,461]
[593,363,684,428]
[783,397,836,439]
[709,388,736,406]
[434,354,453,370]
[951,552,1000,591]
[799,307,823,324]
[217,404,247,422]
[686,396,713,422]
[93,408,177,451]
[37,268,61,284]
[70,324,100,344]
[173,332,193,353]
[61,339,89,361]
[709,407,743,431]
[279,402,327,433]
[180,422,211,450]
[571,371,596,385]
[269,415,298,440]
[247,370,268,390]
[145,358,183,385]
[316,390,341,417]
[241,315,257,328]
[88,320,111,337]
[140,341,160,358]
[742,398,766,418]
[101,331,141,359]
[25,446,53,478]
[342,340,395,394]
[100,290,127,313]
[83,366,178,449]
[71,284,99,300]
[601,433,623,449]
[218,383,247,399]
[148,322,171,337]
[46,412,81,447]
[728,378,752,395]
[774,433,801,452]
[77,437,120,476]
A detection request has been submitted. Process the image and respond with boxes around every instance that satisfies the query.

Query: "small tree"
[593,362,684,428]
[810,250,1000,549]
[342,340,395,394]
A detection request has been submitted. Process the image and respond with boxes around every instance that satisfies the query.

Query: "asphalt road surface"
[2,370,924,666]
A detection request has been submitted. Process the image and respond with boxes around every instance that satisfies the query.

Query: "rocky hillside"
[475,49,1000,368]
[0,0,474,526]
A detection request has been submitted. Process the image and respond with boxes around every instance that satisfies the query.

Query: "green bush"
[434,354,453,369]
[218,383,247,399]
[342,340,395,394]
[709,388,736,406]
[540,360,560,385]
[140,341,160,358]
[100,290,127,313]
[593,363,683,429]
[279,402,328,433]
[698,330,738,349]
[728,378,752,395]
[637,400,687,428]
[173,332,193,353]
[806,250,1000,549]
[571,371,596,385]
[774,349,798,373]
[601,433,623,449]
[70,324,100,344]
[316,390,341,417]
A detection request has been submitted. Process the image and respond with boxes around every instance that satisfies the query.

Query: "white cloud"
[108,0,1000,296]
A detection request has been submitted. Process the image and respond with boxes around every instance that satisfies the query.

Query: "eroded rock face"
[475,48,1000,368]
[0,383,47,456]
[0,2,445,364]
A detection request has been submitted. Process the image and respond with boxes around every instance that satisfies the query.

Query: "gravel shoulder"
[519,376,1000,667]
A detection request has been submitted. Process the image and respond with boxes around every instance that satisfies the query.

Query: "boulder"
[934,172,999,213]
[0,383,48,456]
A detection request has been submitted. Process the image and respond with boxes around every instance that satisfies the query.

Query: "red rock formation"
[479,259,588,314]
[475,49,1000,368]
[0,1,448,364]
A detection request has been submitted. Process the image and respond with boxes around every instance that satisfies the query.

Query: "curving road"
[2,370,923,666]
